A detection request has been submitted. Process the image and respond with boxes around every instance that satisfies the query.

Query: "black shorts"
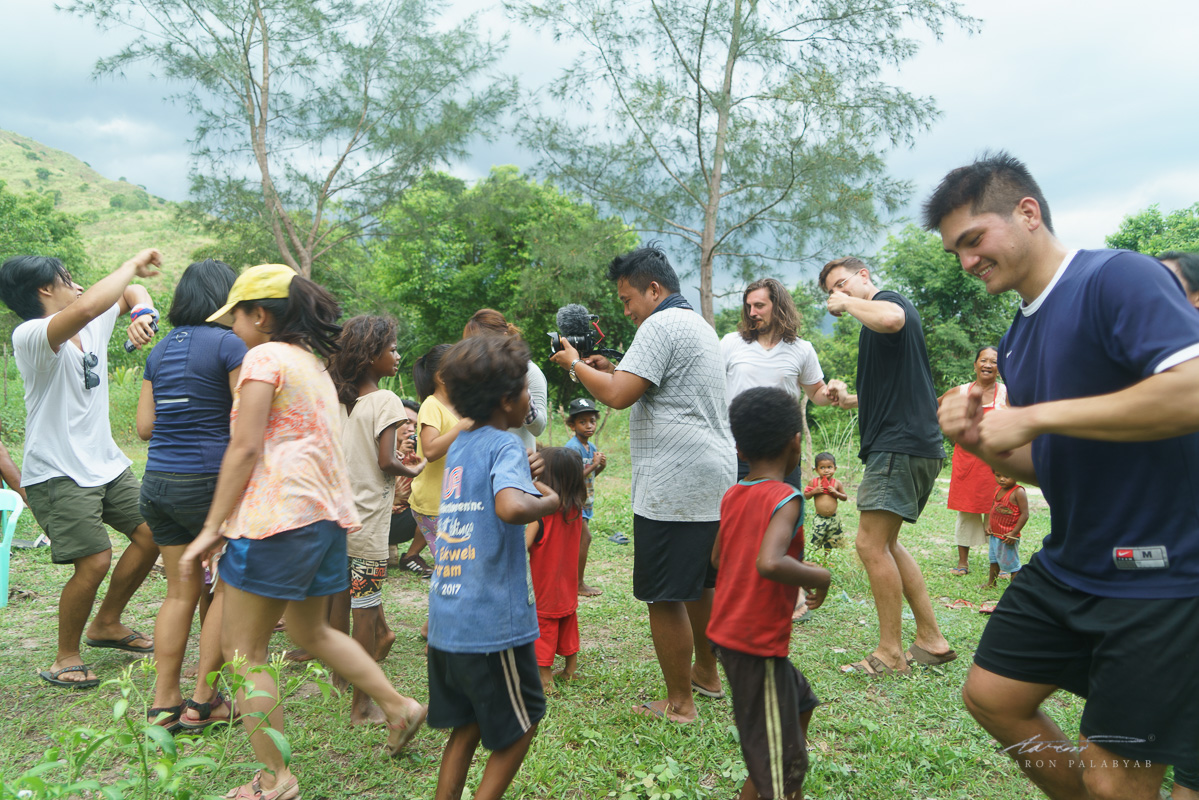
[139,471,219,547]
[427,643,546,751]
[975,556,1199,771]
[713,644,819,799]
[632,515,718,603]
[389,508,415,546]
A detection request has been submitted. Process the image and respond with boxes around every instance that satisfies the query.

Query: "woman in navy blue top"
[136,259,246,730]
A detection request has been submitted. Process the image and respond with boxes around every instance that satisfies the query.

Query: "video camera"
[548,304,625,362]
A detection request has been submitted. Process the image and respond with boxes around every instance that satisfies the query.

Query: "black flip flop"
[85,631,154,654]
[39,664,100,689]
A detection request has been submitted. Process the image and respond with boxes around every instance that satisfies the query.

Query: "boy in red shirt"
[708,386,832,800]
[982,470,1028,588]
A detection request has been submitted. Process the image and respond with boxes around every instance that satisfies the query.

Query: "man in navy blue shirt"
[928,152,1199,800]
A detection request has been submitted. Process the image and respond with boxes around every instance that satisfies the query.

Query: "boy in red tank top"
[708,387,832,800]
[983,470,1029,588]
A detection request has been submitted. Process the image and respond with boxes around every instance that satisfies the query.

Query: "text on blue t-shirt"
[427,425,543,653]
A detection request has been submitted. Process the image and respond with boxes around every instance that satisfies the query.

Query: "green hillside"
[0,129,213,290]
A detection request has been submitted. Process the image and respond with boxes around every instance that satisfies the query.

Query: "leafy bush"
[35,168,50,181]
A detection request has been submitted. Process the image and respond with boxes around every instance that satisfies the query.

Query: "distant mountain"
[0,129,213,289]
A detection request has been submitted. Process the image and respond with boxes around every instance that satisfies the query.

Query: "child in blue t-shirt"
[564,398,607,596]
[427,334,560,798]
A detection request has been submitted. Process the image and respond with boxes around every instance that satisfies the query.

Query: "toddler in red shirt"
[526,447,588,692]
[708,387,832,800]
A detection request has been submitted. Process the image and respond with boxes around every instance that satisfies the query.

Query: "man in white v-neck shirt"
[720,279,836,621]
[720,278,833,449]
[0,250,162,689]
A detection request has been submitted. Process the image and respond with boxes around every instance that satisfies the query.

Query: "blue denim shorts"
[218,519,348,601]
[856,451,942,524]
[988,535,1022,574]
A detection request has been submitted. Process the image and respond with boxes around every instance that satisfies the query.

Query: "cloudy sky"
[3,0,1197,297]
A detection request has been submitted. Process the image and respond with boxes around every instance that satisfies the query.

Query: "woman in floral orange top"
[182,265,426,800]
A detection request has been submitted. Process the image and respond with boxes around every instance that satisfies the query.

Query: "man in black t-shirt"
[820,256,954,677]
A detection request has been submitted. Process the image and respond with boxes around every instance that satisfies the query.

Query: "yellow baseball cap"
[206,264,296,325]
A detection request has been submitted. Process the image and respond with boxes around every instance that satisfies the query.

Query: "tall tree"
[1106,202,1199,255]
[508,0,974,322]
[68,0,515,277]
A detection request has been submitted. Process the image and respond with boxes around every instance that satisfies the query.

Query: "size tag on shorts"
[1113,546,1169,570]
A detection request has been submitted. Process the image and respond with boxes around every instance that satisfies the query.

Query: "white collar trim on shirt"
[1020,249,1079,317]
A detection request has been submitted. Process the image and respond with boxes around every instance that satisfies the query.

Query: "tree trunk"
[697,0,745,326]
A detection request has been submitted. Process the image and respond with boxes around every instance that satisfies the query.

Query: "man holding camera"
[550,243,735,723]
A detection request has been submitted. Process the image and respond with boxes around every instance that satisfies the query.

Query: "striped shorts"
[426,642,546,751]
[713,644,820,799]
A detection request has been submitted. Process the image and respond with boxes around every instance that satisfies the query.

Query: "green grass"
[0,405,1088,799]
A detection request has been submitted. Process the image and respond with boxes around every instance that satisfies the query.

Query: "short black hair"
[1159,251,1199,294]
[440,335,530,423]
[729,387,801,461]
[168,259,237,327]
[0,255,73,320]
[814,452,836,467]
[607,241,681,294]
[921,150,1054,235]
[402,398,420,414]
[413,344,451,401]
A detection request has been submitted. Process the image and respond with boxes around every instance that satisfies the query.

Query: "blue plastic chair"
[0,488,27,609]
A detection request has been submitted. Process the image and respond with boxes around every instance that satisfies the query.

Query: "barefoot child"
[181,265,426,800]
[708,386,831,800]
[327,315,424,725]
[428,334,560,800]
[802,452,847,550]
[983,471,1028,588]
[563,398,607,596]
[525,447,587,693]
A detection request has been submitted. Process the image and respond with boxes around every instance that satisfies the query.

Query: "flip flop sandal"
[905,644,958,666]
[946,598,976,610]
[179,692,234,730]
[147,704,183,733]
[979,600,999,614]
[948,567,969,576]
[607,532,630,545]
[840,654,911,677]
[225,771,299,800]
[39,664,100,689]
[85,631,154,654]
[386,703,428,756]
[691,680,725,700]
